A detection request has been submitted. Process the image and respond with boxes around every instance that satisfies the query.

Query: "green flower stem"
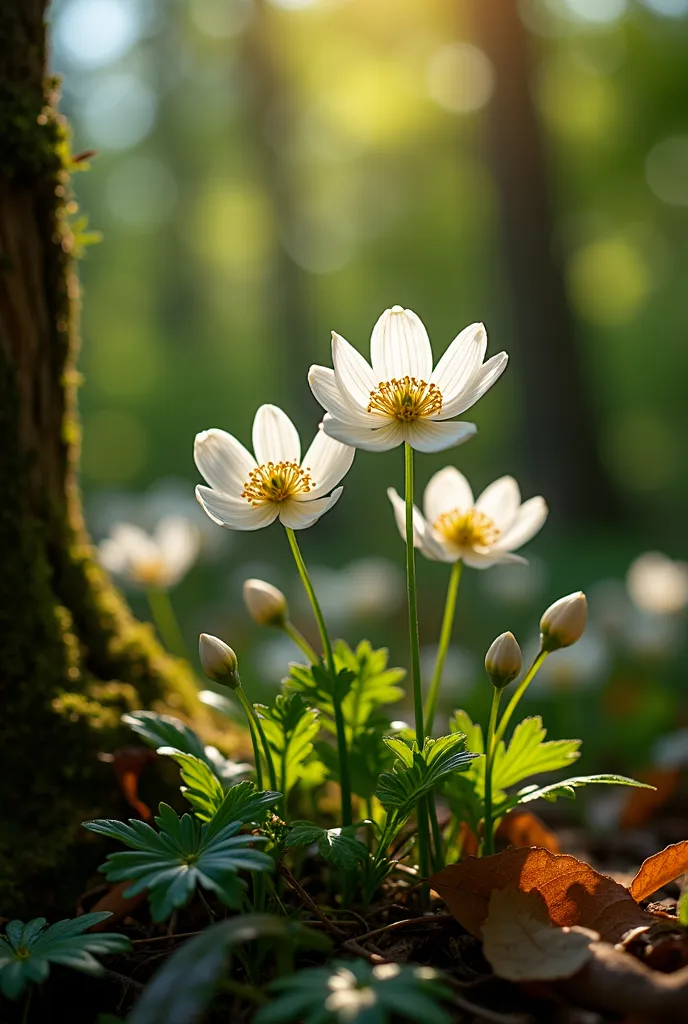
[146,585,190,660]
[424,560,463,732]
[427,795,443,871]
[282,620,319,663]
[237,686,277,792]
[482,688,502,856]
[285,527,352,827]
[403,443,430,885]
[236,687,264,789]
[493,649,549,746]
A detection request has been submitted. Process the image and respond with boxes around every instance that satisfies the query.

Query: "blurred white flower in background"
[651,729,688,769]
[626,551,688,616]
[253,634,307,682]
[525,628,609,693]
[99,516,200,588]
[293,557,404,627]
[420,644,477,697]
[479,555,549,605]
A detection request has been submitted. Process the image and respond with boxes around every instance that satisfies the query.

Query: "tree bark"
[0,2,199,915]
[473,0,617,524]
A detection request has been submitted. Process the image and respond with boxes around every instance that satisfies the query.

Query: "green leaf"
[255,693,321,800]
[0,914,130,1000]
[157,748,225,820]
[286,662,354,716]
[83,803,274,922]
[334,640,405,733]
[205,782,281,838]
[376,733,478,820]
[128,915,331,1024]
[494,774,655,818]
[122,710,250,785]
[491,717,581,791]
[256,959,452,1024]
[286,823,368,870]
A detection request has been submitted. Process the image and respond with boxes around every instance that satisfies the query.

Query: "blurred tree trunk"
[473,0,617,524]
[0,2,199,914]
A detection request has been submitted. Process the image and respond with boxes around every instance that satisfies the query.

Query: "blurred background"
[49,0,688,779]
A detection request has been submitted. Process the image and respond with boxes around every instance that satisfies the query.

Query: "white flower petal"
[405,419,477,453]
[278,487,343,529]
[431,323,486,409]
[476,476,521,532]
[98,537,129,576]
[155,516,200,579]
[370,306,433,381]
[387,487,448,562]
[321,415,405,452]
[110,524,159,563]
[441,351,508,418]
[308,366,372,426]
[252,405,301,465]
[331,332,379,410]
[423,466,474,524]
[462,549,528,570]
[494,496,548,553]
[196,485,279,531]
[194,428,256,497]
[299,429,355,499]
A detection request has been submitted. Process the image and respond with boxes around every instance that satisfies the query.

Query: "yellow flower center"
[367,377,443,422]
[131,558,168,587]
[242,461,312,506]
[433,508,500,549]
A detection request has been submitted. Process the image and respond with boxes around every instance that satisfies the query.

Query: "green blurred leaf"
[286,822,368,870]
[494,774,655,817]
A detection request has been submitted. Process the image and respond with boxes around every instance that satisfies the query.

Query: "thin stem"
[494,650,548,746]
[427,795,443,871]
[238,686,277,792]
[403,442,430,888]
[237,689,264,790]
[285,527,352,827]
[21,988,32,1024]
[425,560,463,733]
[146,586,190,660]
[282,620,318,663]
[482,688,502,856]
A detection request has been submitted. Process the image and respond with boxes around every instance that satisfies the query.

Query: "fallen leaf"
[87,880,147,929]
[457,821,479,858]
[482,888,598,981]
[619,767,680,830]
[630,840,688,903]
[430,847,653,942]
[496,811,560,853]
[113,747,157,819]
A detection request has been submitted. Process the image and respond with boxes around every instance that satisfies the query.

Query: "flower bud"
[199,633,240,689]
[485,631,522,689]
[539,592,588,652]
[243,578,288,628]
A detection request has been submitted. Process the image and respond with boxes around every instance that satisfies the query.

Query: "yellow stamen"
[367,377,442,422]
[434,508,500,549]
[242,461,312,506]
[131,558,168,587]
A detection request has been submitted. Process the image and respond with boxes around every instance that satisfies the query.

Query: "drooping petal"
[194,428,256,497]
[404,419,477,454]
[298,428,355,499]
[475,476,521,533]
[423,466,474,524]
[462,549,528,570]
[321,414,405,452]
[370,306,433,381]
[331,332,379,410]
[252,405,301,466]
[387,487,448,562]
[441,351,508,418]
[431,323,486,412]
[493,496,548,553]
[308,366,372,426]
[196,486,279,531]
[155,516,201,580]
[278,487,343,529]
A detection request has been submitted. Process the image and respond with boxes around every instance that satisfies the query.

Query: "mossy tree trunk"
[0,1,198,915]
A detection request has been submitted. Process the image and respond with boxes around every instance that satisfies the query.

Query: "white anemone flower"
[626,551,688,616]
[99,516,200,588]
[387,467,548,568]
[308,305,508,453]
[194,404,354,531]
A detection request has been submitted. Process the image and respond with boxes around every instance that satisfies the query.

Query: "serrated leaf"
[334,640,405,732]
[255,694,320,800]
[376,733,478,820]
[491,717,581,791]
[205,782,281,838]
[129,915,331,1024]
[494,774,655,817]
[157,749,225,821]
[122,710,250,785]
[0,914,130,1000]
[286,823,368,870]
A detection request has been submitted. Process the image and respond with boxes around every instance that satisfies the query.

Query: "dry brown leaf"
[619,767,680,830]
[630,840,688,903]
[87,880,147,929]
[112,747,157,820]
[482,887,598,982]
[497,810,560,853]
[430,847,653,942]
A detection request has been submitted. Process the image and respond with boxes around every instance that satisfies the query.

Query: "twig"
[276,860,348,940]
[351,913,451,946]
[131,930,202,946]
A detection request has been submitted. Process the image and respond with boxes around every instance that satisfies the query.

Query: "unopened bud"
[540,592,587,652]
[199,633,240,689]
[243,578,288,627]
[485,631,522,689]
